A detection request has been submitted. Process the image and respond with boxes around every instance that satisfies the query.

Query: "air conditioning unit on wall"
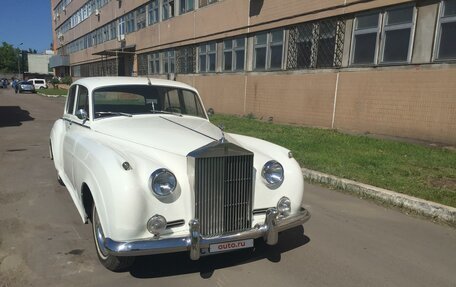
[95,9,100,16]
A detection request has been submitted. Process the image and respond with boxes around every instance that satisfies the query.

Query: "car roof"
[72,77,197,93]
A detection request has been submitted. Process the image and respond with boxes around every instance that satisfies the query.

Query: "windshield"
[92,85,206,119]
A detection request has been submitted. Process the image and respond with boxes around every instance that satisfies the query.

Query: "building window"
[148,0,159,25]
[223,38,245,71]
[351,5,415,65]
[351,12,380,64]
[436,0,456,60]
[198,43,216,73]
[162,0,175,20]
[162,50,175,73]
[118,16,126,39]
[180,0,194,14]
[380,6,414,63]
[254,30,284,70]
[148,53,160,74]
[176,46,196,74]
[109,22,117,41]
[199,0,217,8]
[126,12,136,34]
[287,18,345,69]
[136,6,146,30]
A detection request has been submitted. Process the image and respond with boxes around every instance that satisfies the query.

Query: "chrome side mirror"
[75,109,88,121]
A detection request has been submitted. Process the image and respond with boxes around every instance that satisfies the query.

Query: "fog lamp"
[277,197,291,216]
[147,214,167,235]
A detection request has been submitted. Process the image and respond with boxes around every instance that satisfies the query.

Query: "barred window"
[198,43,216,73]
[180,0,194,14]
[136,6,146,30]
[148,53,160,74]
[137,54,148,75]
[287,18,345,69]
[223,38,245,71]
[176,46,196,74]
[162,0,175,20]
[163,50,175,73]
[148,0,159,25]
[435,0,456,60]
[254,30,284,70]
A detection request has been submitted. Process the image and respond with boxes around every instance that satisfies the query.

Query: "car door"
[71,85,91,193]
[64,84,92,192]
[62,85,78,192]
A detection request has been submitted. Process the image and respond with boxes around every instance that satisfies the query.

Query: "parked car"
[49,77,310,271]
[15,81,36,93]
[28,78,48,89]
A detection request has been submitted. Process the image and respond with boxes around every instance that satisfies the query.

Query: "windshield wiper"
[150,110,183,117]
[95,111,133,118]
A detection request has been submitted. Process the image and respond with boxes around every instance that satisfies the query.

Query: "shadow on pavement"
[0,106,34,127]
[129,226,310,279]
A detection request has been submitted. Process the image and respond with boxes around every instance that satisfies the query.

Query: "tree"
[0,42,19,73]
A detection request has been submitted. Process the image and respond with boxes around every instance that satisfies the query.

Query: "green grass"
[210,114,456,207]
[40,88,68,96]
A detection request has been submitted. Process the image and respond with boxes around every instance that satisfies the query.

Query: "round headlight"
[277,197,291,216]
[261,160,284,189]
[150,168,177,197]
[147,214,167,235]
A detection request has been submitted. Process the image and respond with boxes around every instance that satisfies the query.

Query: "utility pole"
[17,43,23,79]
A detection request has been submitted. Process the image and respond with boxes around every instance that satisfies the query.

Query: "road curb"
[302,168,456,227]
[37,92,63,98]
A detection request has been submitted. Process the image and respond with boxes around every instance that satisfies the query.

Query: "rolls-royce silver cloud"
[50,77,310,271]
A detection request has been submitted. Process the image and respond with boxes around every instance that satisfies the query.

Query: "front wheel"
[91,204,135,272]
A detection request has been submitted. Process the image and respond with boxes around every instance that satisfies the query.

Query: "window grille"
[176,46,196,74]
[287,18,345,69]
[137,54,148,75]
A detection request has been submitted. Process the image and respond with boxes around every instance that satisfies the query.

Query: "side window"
[76,85,89,113]
[66,85,77,115]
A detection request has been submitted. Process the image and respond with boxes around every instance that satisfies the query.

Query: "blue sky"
[0,0,53,52]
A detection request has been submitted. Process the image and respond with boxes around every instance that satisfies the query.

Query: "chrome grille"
[193,145,254,237]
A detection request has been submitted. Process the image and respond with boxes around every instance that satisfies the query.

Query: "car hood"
[92,115,223,156]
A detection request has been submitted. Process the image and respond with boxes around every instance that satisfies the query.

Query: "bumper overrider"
[100,207,311,260]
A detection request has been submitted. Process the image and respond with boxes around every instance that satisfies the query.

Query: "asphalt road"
[0,87,455,287]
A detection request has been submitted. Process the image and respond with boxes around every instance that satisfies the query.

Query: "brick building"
[50,0,456,144]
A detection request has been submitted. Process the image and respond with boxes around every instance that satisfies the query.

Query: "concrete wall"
[177,65,456,145]
[28,54,53,74]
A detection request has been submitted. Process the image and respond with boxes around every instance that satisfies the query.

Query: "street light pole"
[17,43,23,79]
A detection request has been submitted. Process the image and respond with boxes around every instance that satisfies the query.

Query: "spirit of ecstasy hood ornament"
[218,124,226,143]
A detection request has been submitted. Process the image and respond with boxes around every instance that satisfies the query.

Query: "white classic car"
[50,77,310,271]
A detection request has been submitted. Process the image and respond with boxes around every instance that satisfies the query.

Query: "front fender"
[226,133,304,215]
[72,134,192,242]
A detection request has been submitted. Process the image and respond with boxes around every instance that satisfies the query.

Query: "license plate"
[209,239,254,253]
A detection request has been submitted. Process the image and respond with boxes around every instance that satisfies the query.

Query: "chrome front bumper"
[102,207,310,260]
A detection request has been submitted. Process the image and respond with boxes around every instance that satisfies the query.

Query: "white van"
[28,78,48,89]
